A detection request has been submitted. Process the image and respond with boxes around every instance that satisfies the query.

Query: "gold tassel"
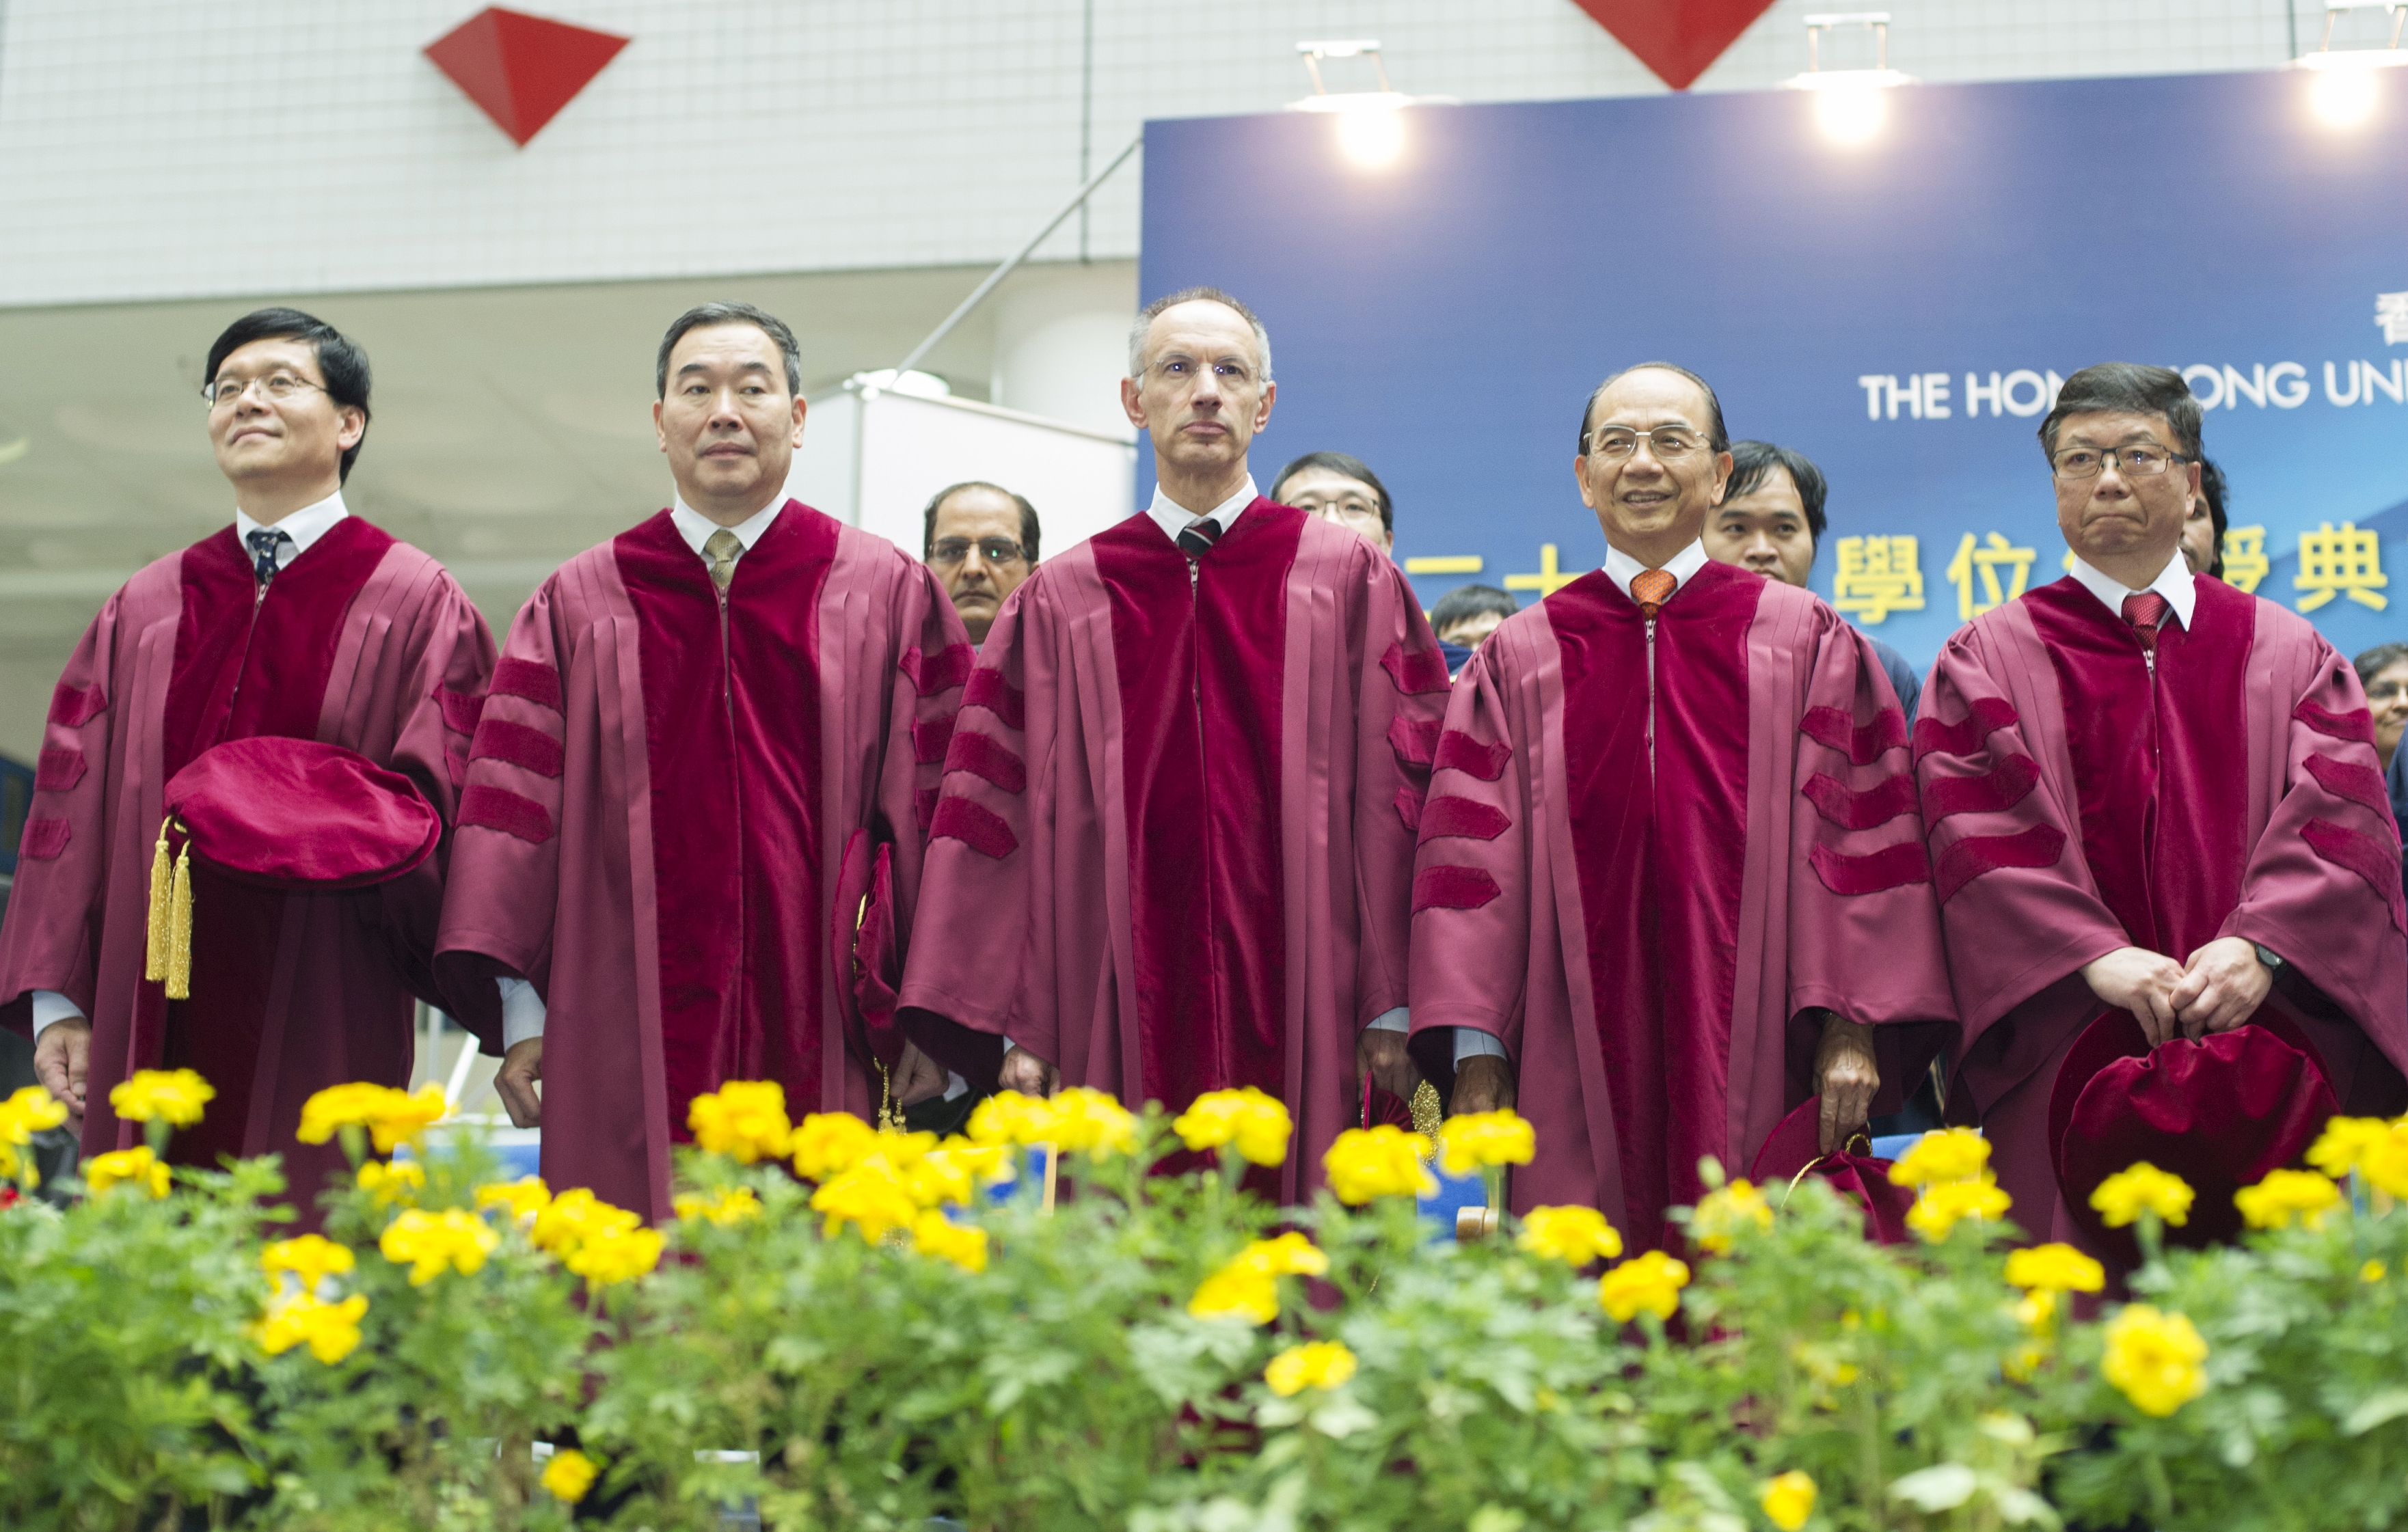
[876,1058,901,1133]
[165,840,193,1001]
[144,819,174,982]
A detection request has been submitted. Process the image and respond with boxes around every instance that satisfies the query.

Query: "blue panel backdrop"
[1135,68,2408,674]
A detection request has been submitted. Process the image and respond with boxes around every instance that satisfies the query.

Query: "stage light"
[2310,63,2384,124]
[2294,3,2405,127]
[1785,13,1915,146]
[1335,106,1407,167]
[1287,39,1452,170]
[845,368,951,399]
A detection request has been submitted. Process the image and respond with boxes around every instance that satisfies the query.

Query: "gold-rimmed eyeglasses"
[2051,444,2188,480]
[202,373,328,409]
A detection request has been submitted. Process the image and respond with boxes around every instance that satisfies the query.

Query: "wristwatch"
[2252,942,2286,976]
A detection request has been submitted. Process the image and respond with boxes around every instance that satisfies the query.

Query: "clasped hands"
[2081,938,2271,1048]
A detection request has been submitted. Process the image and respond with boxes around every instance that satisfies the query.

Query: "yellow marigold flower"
[2014,1289,2057,1334]
[85,1145,170,1199]
[673,1186,762,1226]
[910,1208,989,1272]
[1517,1205,1625,1265]
[1906,1175,2012,1241]
[255,1293,368,1365]
[1691,1179,1775,1255]
[2307,1115,2392,1179]
[1249,1231,1329,1277]
[2090,1162,2193,1229]
[789,1111,880,1180]
[107,1067,215,1127]
[1599,1249,1690,1323]
[1,1084,69,1145]
[356,1158,426,1207]
[563,1225,662,1287]
[531,1187,642,1257]
[1759,1470,1817,1532]
[1044,1088,1138,1158]
[1172,1086,1293,1166]
[1264,1339,1357,1397]
[540,1447,599,1503]
[811,1159,920,1244]
[1438,1109,1536,1177]
[925,1137,1016,1199]
[2004,1242,2106,1294]
[379,1207,499,1286]
[2102,1304,2208,1417]
[1886,1127,1992,1188]
[296,1082,446,1152]
[366,1084,446,1153]
[1187,1233,1329,1324]
[2360,1125,2408,1201]
[965,1090,1053,1147]
[2234,1168,2343,1231]
[1323,1125,1437,1204]
[475,1176,551,1225]
[261,1233,355,1292]
[2364,1259,2388,1283]
[687,1080,792,1164]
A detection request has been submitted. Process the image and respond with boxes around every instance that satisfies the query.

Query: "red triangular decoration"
[425,6,630,146]
[1566,0,1781,92]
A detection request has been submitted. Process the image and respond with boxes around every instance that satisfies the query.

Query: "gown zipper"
[1645,615,1658,786]
[719,576,745,1030]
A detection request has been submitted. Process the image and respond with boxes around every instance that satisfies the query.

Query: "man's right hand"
[493,1037,543,1129]
[1450,1054,1516,1114]
[997,1044,1058,1097]
[33,1017,90,1119]
[2081,945,2187,1046]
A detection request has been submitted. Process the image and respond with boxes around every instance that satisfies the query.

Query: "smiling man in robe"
[0,308,495,1192]
[1917,362,2408,1257]
[1406,362,1956,1249]
[436,302,971,1223]
[897,286,1448,1199]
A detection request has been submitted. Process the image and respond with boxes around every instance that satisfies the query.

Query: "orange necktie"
[1632,568,1676,619]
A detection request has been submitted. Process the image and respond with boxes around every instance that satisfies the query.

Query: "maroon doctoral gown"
[1919,573,2408,1253]
[0,519,496,1191]
[435,503,969,1224]
[897,501,1446,1203]
[1407,562,1956,1249]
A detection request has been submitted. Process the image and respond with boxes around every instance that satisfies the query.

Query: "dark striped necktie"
[2122,590,2170,653]
[246,528,292,586]
[1177,516,1222,560]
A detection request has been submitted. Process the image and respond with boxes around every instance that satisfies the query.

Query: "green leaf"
[1889,1464,1979,1512]
[2344,1389,2408,1436]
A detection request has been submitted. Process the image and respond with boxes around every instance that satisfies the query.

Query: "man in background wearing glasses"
[922,482,1039,647]
[0,308,496,1196]
[1406,361,1954,1250]
[1918,361,2407,1271]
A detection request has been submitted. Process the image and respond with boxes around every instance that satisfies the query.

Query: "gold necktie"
[704,528,742,592]
[1631,568,1675,619]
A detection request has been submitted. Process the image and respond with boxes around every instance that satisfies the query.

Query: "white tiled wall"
[0,0,2310,307]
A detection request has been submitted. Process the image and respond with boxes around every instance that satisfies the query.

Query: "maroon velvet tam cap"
[1749,1099,1918,1245]
[163,737,439,890]
[2049,1008,2337,1266]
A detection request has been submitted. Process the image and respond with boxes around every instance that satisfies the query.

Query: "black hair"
[2040,361,2204,462]
[1579,361,1729,455]
[922,481,1040,564]
[656,301,803,398]
[2354,642,2408,694]
[1723,441,1828,545]
[1269,451,1393,533]
[205,307,373,482]
[2196,456,2228,579]
[1429,584,1518,640]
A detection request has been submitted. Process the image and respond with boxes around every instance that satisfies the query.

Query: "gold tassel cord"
[144,818,174,982]
[165,839,193,1001]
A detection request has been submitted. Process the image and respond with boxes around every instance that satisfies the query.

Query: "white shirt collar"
[1600,538,1711,603]
[233,490,347,571]
[2068,550,2196,631]
[1146,476,1258,545]
[670,494,787,560]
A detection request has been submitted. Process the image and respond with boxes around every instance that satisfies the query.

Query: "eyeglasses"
[2051,444,2187,480]
[1295,497,1383,523]
[202,372,327,409]
[1582,426,1708,462]
[930,537,1028,567]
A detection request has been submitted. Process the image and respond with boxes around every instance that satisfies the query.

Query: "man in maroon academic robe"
[896,286,1448,1201]
[1918,362,2408,1256]
[0,308,496,1193]
[1407,363,1956,1249]
[436,303,971,1224]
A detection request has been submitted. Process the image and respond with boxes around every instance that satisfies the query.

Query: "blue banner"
[1138,70,2408,670]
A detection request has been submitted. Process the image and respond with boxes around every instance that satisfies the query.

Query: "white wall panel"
[0,0,2308,308]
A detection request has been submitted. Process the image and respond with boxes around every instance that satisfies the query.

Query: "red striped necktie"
[1178,517,1222,560]
[2122,590,2170,653]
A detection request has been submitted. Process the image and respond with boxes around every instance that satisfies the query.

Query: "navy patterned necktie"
[246,528,293,586]
[1177,516,1222,560]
